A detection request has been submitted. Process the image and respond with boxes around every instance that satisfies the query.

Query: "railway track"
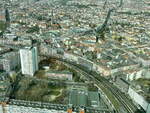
[59,59,140,113]
[97,78,136,113]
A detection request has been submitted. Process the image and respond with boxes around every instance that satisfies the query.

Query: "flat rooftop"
[69,87,100,109]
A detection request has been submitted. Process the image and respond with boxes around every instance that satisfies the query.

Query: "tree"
[0,21,7,36]
[26,25,40,33]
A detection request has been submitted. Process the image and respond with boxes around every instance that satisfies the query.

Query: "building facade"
[20,47,38,76]
[0,51,20,72]
[0,105,69,113]
[0,10,5,21]
[46,70,73,81]
[128,87,150,112]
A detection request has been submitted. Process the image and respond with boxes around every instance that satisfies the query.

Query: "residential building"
[0,10,5,21]
[46,70,73,81]
[0,51,20,72]
[20,46,38,76]
[128,87,150,113]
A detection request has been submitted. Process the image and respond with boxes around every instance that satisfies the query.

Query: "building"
[46,70,73,81]
[0,51,20,72]
[0,8,10,22]
[20,46,38,76]
[0,10,5,21]
[17,36,33,46]
[88,91,100,108]
[0,72,11,99]
[0,80,11,97]
[69,88,88,107]
[128,87,150,112]
[69,86,100,110]
[127,69,150,81]
[0,105,70,113]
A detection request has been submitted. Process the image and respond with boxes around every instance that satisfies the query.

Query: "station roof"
[69,87,100,108]
[69,89,88,107]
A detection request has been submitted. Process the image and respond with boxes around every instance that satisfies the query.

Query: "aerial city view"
[0,0,150,113]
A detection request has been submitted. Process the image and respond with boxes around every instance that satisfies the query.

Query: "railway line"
[97,78,136,113]
[0,43,143,113]
[58,59,141,113]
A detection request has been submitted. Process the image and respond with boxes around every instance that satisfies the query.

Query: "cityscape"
[0,0,150,113]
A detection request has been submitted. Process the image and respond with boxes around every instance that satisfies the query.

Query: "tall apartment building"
[20,46,38,76]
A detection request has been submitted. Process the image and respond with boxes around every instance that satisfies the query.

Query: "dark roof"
[69,89,88,107]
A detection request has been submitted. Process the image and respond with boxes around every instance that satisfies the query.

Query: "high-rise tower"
[20,46,38,76]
